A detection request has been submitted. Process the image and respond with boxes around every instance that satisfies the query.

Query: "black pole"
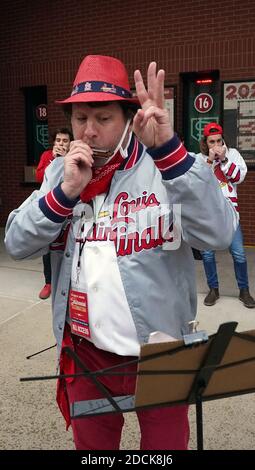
[196,393,204,450]
[26,343,57,359]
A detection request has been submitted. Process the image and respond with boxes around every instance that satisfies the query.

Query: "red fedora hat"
[56,55,139,105]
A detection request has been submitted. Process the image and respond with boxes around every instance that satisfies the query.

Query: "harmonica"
[91,148,114,168]
[91,148,113,158]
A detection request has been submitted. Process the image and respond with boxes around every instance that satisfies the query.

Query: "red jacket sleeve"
[36,150,54,183]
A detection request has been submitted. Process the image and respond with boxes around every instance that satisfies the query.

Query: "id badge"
[69,289,91,338]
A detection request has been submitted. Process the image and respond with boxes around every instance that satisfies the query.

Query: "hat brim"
[204,130,222,137]
[56,92,140,106]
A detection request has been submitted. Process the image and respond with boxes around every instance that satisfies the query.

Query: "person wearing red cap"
[5,56,238,450]
[197,122,255,308]
[36,128,73,300]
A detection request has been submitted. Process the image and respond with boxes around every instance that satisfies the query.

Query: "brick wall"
[238,173,255,245]
[1,0,255,243]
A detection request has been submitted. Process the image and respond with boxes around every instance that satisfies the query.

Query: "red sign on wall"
[194,93,213,113]
[35,104,48,121]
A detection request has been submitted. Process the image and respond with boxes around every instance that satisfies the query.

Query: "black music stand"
[21,322,255,450]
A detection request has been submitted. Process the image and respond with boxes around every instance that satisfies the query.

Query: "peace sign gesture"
[133,62,174,148]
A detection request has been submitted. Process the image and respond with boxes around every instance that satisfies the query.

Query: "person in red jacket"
[36,128,73,299]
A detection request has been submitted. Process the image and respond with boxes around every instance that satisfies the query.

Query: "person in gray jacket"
[5,55,238,450]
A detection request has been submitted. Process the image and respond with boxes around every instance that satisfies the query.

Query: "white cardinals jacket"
[5,134,238,355]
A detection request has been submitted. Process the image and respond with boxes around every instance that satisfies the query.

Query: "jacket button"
[65,252,70,257]
[61,290,66,296]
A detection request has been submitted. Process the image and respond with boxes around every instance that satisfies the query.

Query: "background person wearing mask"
[197,122,255,308]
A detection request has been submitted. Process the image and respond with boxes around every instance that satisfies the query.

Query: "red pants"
[63,333,190,450]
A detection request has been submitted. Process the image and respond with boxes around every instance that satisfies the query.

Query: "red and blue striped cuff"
[147,133,195,179]
[39,183,78,223]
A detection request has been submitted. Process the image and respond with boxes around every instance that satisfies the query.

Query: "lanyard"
[75,211,86,284]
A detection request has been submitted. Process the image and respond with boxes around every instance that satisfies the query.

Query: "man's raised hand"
[133,62,174,148]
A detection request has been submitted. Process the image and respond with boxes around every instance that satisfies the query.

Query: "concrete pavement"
[0,227,254,450]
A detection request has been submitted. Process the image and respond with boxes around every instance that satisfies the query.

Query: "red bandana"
[80,151,124,202]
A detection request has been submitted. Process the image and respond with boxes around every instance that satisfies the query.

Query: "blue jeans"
[201,224,249,290]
